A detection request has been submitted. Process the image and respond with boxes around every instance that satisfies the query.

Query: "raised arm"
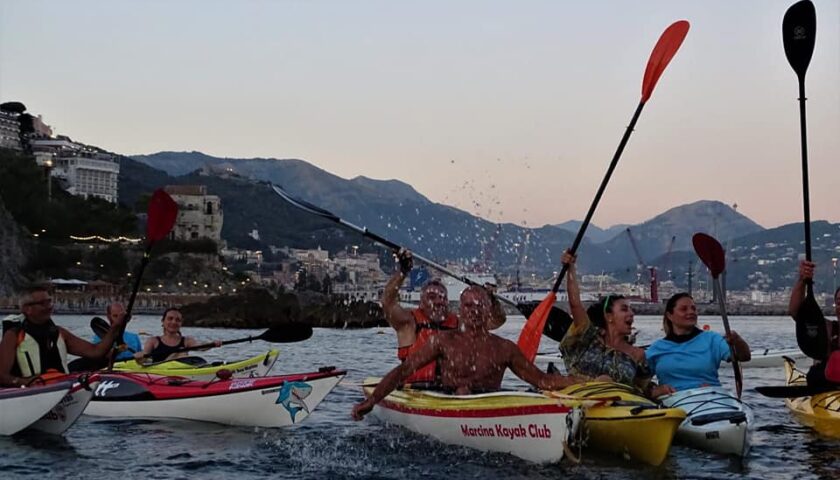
[63,317,125,359]
[381,249,415,332]
[789,260,814,318]
[507,340,582,390]
[352,338,441,420]
[562,250,588,329]
[486,286,507,330]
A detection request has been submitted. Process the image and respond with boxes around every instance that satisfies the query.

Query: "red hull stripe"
[380,399,572,418]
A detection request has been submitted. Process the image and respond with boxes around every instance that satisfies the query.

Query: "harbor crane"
[625,228,658,303]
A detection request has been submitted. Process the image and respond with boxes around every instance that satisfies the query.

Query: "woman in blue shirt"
[646,293,751,391]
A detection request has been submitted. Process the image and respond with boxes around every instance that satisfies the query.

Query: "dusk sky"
[2,1,838,229]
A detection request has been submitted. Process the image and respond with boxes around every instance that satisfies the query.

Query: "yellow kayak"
[112,350,279,381]
[550,382,685,466]
[363,378,588,463]
[784,357,840,437]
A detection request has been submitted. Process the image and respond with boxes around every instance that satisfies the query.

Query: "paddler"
[133,307,221,363]
[352,285,586,420]
[0,285,124,387]
[789,260,840,387]
[381,248,506,386]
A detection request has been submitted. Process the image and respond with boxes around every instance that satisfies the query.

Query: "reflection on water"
[0,314,838,479]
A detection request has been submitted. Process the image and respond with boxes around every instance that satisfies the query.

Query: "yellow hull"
[112,350,279,381]
[552,382,685,466]
[784,358,840,437]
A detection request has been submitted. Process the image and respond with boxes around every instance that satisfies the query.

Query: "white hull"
[742,349,809,369]
[369,389,583,463]
[660,386,752,457]
[28,378,100,435]
[86,373,343,427]
[0,383,73,436]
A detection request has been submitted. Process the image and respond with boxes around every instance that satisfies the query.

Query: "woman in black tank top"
[134,308,221,363]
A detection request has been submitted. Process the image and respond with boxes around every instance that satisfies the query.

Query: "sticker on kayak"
[229,379,256,390]
[275,381,312,423]
[94,380,120,397]
[460,423,553,440]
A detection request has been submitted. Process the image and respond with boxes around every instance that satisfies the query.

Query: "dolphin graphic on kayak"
[276,381,312,422]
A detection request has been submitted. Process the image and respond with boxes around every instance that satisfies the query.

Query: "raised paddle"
[108,188,178,370]
[783,1,827,360]
[692,233,744,399]
[270,183,574,341]
[138,324,313,359]
[517,20,690,362]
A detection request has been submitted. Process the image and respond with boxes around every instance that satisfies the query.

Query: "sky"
[1,0,839,230]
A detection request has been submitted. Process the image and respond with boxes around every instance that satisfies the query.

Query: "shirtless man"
[381,248,506,384]
[353,285,583,420]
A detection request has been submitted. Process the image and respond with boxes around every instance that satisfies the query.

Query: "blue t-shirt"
[92,331,143,361]
[645,331,731,391]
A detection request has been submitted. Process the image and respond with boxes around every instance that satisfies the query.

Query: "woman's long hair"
[160,307,182,335]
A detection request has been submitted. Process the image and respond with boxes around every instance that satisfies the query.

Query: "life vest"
[2,319,69,377]
[397,309,458,384]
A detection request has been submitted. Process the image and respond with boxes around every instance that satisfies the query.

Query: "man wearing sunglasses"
[0,285,124,387]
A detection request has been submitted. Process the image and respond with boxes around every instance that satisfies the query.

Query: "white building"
[0,110,22,150]
[164,185,224,242]
[29,137,120,203]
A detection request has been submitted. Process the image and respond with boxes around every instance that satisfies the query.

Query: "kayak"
[551,382,685,466]
[85,367,345,427]
[1,381,75,435]
[536,348,809,370]
[784,357,840,437]
[111,350,280,380]
[745,348,808,368]
[363,379,585,463]
[26,373,101,435]
[660,386,752,456]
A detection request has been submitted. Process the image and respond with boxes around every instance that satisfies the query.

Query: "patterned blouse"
[559,314,653,390]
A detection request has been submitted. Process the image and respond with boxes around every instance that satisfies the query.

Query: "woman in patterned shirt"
[558,250,675,398]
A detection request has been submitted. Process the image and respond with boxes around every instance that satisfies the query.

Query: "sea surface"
[1,314,838,479]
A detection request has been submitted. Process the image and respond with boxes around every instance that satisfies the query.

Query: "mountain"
[132,150,840,295]
[553,221,630,244]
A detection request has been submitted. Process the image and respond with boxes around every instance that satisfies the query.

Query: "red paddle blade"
[146,189,178,242]
[517,291,557,362]
[641,20,690,102]
[692,232,726,278]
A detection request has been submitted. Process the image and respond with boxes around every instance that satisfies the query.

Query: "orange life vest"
[397,309,458,384]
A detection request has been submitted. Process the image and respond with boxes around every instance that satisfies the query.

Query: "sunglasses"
[25,298,53,307]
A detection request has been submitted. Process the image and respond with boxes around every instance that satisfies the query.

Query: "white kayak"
[85,368,345,427]
[363,379,585,464]
[536,348,809,370]
[660,386,752,457]
[26,374,101,435]
[1,381,75,435]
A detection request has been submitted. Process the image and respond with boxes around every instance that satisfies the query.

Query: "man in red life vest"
[381,248,506,385]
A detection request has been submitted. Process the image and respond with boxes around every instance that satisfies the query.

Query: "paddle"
[138,324,313,359]
[754,384,833,399]
[692,233,744,399]
[270,183,574,341]
[783,1,827,360]
[91,317,138,353]
[516,20,690,362]
[108,189,178,370]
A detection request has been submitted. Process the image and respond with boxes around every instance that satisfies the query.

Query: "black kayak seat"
[691,411,747,426]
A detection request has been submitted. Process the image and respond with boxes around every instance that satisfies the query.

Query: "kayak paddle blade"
[782,0,816,82]
[517,292,557,362]
[641,20,690,102]
[146,189,179,243]
[90,317,110,338]
[261,323,314,343]
[795,293,829,360]
[692,233,726,278]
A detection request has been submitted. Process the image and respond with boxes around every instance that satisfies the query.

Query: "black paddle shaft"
[551,101,646,293]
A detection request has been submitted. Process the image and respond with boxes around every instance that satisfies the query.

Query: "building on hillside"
[0,110,22,150]
[164,185,223,242]
[29,137,120,203]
